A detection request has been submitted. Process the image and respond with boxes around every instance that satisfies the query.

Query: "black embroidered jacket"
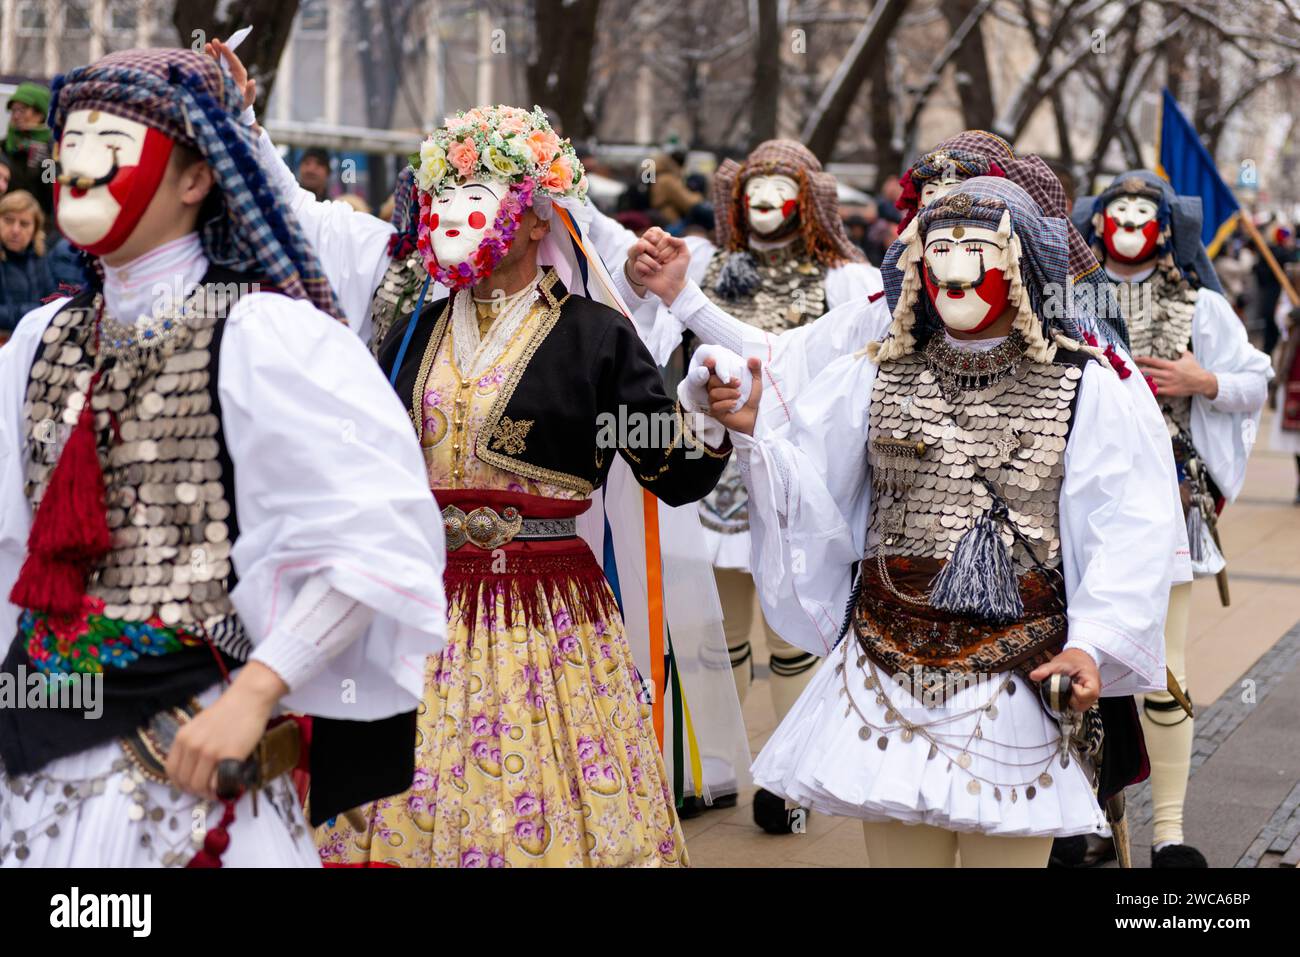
[379,269,730,505]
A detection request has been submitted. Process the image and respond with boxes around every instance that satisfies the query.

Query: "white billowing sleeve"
[671,288,891,436]
[0,300,66,663]
[824,261,885,309]
[638,236,718,364]
[248,575,376,693]
[218,294,446,720]
[1059,362,1177,696]
[1109,341,1193,584]
[1190,289,1272,502]
[732,352,879,656]
[255,129,396,338]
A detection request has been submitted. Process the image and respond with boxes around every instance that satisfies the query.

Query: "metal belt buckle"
[442,504,524,550]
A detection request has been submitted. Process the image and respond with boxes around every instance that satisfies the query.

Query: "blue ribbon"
[388,274,433,388]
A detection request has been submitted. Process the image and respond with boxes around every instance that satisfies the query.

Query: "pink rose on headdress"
[524,129,561,166]
[500,113,531,136]
[541,156,573,193]
[449,139,480,179]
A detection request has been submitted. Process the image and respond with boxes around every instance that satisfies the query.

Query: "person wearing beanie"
[3,81,54,218]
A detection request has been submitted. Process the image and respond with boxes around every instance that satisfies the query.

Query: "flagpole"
[1239,212,1300,307]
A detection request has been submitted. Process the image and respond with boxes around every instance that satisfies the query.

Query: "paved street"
[684,409,1300,867]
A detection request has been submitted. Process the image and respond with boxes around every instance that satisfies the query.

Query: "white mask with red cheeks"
[55,108,176,254]
[1102,194,1159,264]
[922,218,1013,334]
[744,174,800,237]
[426,177,506,269]
[919,174,965,210]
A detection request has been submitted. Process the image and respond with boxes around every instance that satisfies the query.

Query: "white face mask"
[920,175,964,210]
[744,174,799,236]
[56,110,152,248]
[1103,195,1159,261]
[428,178,506,268]
[922,222,1013,333]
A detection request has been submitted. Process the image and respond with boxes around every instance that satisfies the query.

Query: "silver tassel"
[929,501,1024,624]
[1186,502,1205,564]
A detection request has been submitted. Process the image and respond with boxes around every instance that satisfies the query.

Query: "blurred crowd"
[0,80,93,344]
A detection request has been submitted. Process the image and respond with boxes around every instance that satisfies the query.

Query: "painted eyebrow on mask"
[96,129,136,139]
[461,181,500,197]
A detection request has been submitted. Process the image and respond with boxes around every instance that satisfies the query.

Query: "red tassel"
[186,798,238,868]
[10,391,112,617]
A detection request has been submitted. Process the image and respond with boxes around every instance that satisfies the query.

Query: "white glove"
[677,343,752,415]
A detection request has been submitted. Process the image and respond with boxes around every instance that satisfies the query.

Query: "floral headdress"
[409,105,587,289]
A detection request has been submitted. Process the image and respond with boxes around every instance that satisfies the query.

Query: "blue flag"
[1157,88,1240,256]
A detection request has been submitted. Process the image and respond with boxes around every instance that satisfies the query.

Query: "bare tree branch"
[800,0,912,161]
[900,0,997,157]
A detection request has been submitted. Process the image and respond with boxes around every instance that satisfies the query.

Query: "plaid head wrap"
[894,130,1124,346]
[896,130,1014,231]
[875,177,1108,365]
[712,139,863,267]
[387,165,419,259]
[49,48,344,320]
[1072,168,1224,296]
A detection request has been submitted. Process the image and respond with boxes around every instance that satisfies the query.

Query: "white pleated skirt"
[752,641,1110,838]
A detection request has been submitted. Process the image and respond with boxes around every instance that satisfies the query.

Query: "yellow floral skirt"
[315,537,688,867]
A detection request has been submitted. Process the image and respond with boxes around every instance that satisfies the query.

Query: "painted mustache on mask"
[55,147,120,192]
[925,258,987,292]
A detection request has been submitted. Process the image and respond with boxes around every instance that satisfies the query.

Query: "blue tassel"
[929,501,1024,623]
[713,251,761,300]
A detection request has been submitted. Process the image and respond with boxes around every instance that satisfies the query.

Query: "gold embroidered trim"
[680,404,731,459]
[475,269,594,495]
[408,298,455,435]
[490,416,534,455]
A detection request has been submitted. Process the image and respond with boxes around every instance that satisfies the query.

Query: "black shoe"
[1151,843,1209,868]
[1049,834,1117,868]
[676,791,738,820]
[752,787,806,834]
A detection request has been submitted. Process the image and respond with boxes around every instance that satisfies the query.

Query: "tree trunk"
[171,0,301,114]
[801,0,911,162]
[941,0,994,131]
[869,49,902,191]
[526,0,602,141]
[748,0,781,149]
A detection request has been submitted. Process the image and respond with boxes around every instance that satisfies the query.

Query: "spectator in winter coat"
[0,190,56,337]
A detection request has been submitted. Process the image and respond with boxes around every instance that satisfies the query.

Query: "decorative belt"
[442,504,577,550]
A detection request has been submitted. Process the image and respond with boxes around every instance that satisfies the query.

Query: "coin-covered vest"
[0,268,253,775]
[854,337,1090,689]
[367,251,426,358]
[697,238,828,540]
[1115,274,1198,454]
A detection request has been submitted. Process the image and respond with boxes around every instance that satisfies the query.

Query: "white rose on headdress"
[484,144,522,179]
[417,141,449,192]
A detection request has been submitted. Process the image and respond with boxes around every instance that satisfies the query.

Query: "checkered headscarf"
[712,139,863,267]
[49,49,344,320]
[876,177,1108,364]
